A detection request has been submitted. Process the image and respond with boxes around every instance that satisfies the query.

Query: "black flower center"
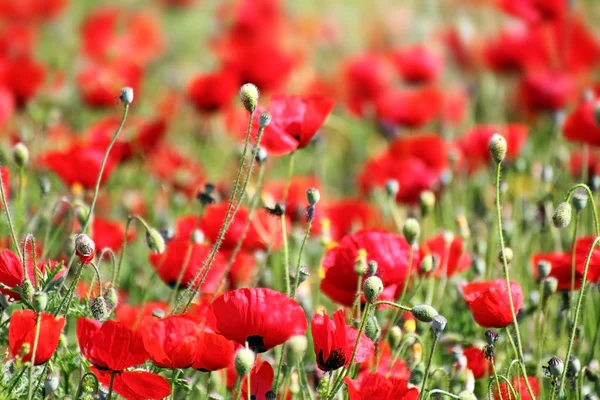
[317,347,346,371]
[247,335,267,353]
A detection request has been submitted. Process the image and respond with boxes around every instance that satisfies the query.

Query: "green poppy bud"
[365,315,381,342]
[119,87,134,105]
[234,348,255,376]
[20,279,34,302]
[389,326,402,349]
[552,202,572,229]
[537,260,551,279]
[385,179,399,198]
[458,391,477,400]
[543,277,558,297]
[488,133,507,164]
[363,276,383,303]
[12,142,29,167]
[146,227,166,254]
[420,254,434,274]
[411,304,438,323]
[33,292,48,313]
[104,288,119,310]
[499,247,513,264]
[420,191,436,216]
[306,187,320,206]
[403,218,420,245]
[239,83,259,113]
[287,335,308,364]
[409,363,425,386]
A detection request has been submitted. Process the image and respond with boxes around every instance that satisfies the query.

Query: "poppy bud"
[120,87,134,105]
[471,257,485,276]
[488,133,507,164]
[363,276,383,303]
[409,363,425,385]
[458,391,476,400]
[354,250,367,275]
[594,101,600,126]
[146,227,166,254]
[287,335,307,364]
[365,315,381,341]
[259,111,272,127]
[192,229,205,244]
[239,83,259,113]
[420,254,433,274]
[90,296,109,321]
[420,191,435,216]
[75,204,90,228]
[485,329,499,345]
[568,356,581,377]
[234,348,255,376]
[306,188,320,207]
[265,392,276,400]
[543,277,558,297]
[33,292,48,313]
[572,188,588,212]
[104,288,119,310]
[431,315,447,337]
[12,142,29,167]
[293,266,310,284]
[389,326,402,349]
[404,317,416,334]
[385,179,399,197]
[255,147,268,164]
[75,234,95,264]
[537,260,551,279]
[499,247,513,264]
[20,279,34,302]
[368,260,378,275]
[552,202,572,229]
[402,218,420,245]
[411,304,438,323]
[548,356,564,378]
[44,372,59,395]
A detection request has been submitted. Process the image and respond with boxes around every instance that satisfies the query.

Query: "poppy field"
[2,0,600,399]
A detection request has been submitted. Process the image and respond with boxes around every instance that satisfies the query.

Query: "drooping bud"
[402,218,420,245]
[75,234,95,264]
[411,304,438,323]
[552,202,572,229]
[537,260,552,279]
[420,254,433,274]
[499,247,513,264]
[420,191,436,216]
[431,315,447,337]
[239,83,259,113]
[548,356,564,378]
[259,111,272,127]
[90,296,109,321]
[389,326,402,349]
[146,227,166,254]
[385,179,399,198]
[33,292,48,313]
[44,373,59,396]
[543,277,559,297]
[20,279,34,302]
[104,288,119,310]
[488,133,507,164]
[12,142,29,167]
[234,348,255,376]
[365,315,381,341]
[363,276,383,303]
[572,188,588,212]
[287,335,308,364]
[409,363,425,386]
[119,87,134,105]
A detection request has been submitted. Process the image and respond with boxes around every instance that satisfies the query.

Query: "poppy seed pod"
[385,179,399,197]
[488,133,507,164]
[568,356,581,376]
[548,356,564,378]
[363,276,383,303]
[389,326,402,349]
[572,188,589,212]
[234,348,255,376]
[259,111,272,127]
[543,277,559,297]
[431,315,447,337]
[402,218,420,245]
[411,304,438,323]
[485,329,499,345]
[75,234,95,264]
[306,187,320,206]
[44,373,59,395]
[255,147,268,164]
[12,142,29,167]
[420,191,436,216]
[552,202,572,229]
[146,227,166,254]
[33,292,48,313]
[499,247,513,264]
[458,391,477,400]
[287,335,308,363]
[90,296,109,321]
[537,260,552,279]
[365,315,381,341]
[239,83,259,113]
[119,87,134,105]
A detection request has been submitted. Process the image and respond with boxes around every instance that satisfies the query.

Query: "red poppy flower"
[390,46,442,84]
[569,150,600,179]
[81,8,164,64]
[463,347,492,379]
[517,70,576,114]
[263,176,321,222]
[361,342,410,379]
[192,328,236,372]
[77,318,171,400]
[563,97,600,146]
[39,142,119,190]
[321,230,413,307]
[77,61,143,108]
[139,315,201,369]
[531,252,575,290]
[344,373,419,400]
[0,86,13,127]
[375,86,443,128]
[342,53,393,116]
[572,236,600,284]
[311,310,374,371]
[0,249,64,300]
[494,376,540,400]
[240,360,274,400]
[462,279,524,328]
[187,69,239,114]
[483,25,536,74]
[421,234,471,278]
[147,147,205,197]
[498,0,566,25]
[90,218,134,253]
[224,250,256,289]
[0,0,67,21]
[321,199,380,242]
[0,55,45,107]
[455,124,528,173]
[149,237,227,293]
[115,301,169,330]
[388,134,449,174]
[8,309,65,365]
[209,288,307,352]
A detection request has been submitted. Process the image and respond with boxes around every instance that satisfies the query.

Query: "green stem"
[106,371,116,400]
[372,300,412,311]
[0,165,23,263]
[113,215,135,288]
[491,357,503,400]
[26,312,42,400]
[557,236,600,394]
[291,220,312,299]
[17,166,25,232]
[570,212,580,303]
[54,261,84,316]
[247,370,251,400]
[74,372,99,399]
[273,343,287,393]
[417,333,439,400]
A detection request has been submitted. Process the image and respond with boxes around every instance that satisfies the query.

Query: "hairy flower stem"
[54,261,84,316]
[384,245,414,342]
[291,220,312,299]
[74,372,99,399]
[0,166,23,263]
[557,236,600,395]
[570,212,581,308]
[491,357,503,400]
[106,371,116,400]
[26,312,42,400]
[281,215,291,295]
[418,333,440,400]
[493,162,535,399]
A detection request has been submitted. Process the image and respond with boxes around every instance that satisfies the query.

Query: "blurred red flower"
[518,70,576,114]
[497,0,566,25]
[0,55,45,107]
[343,53,393,116]
[140,315,201,369]
[421,234,471,278]
[484,25,536,74]
[463,346,492,379]
[115,301,169,330]
[312,309,374,371]
[209,287,307,352]
[91,218,134,253]
[241,360,274,400]
[77,318,171,400]
[192,327,236,372]
[321,230,413,306]
[344,373,419,399]
[494,376,540,400]
[390,46,442,84]
[147,147,206,197]
[563,98,600,146]
[0,249,64,300]
[77,61,143,108]
[187,69,239,114]
[531,252,576,290]
[0,0,67,21]
[462,279,524,328]
[375,86,443,128]
[9,309,64,365]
